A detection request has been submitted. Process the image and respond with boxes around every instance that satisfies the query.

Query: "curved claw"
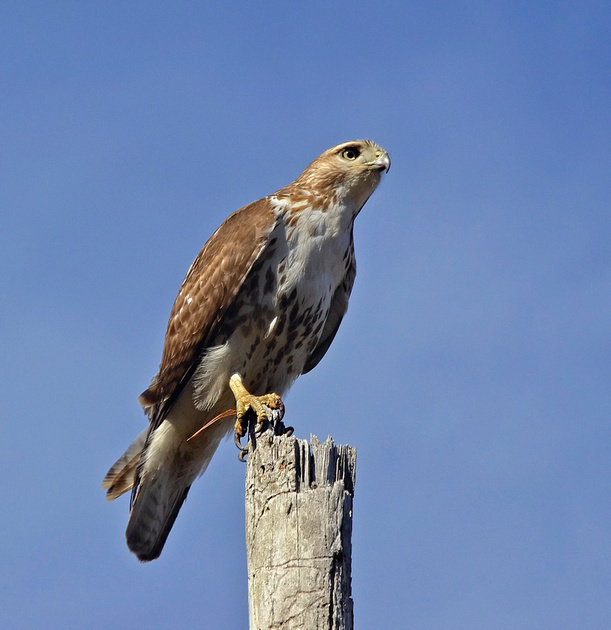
[234,432,246,451]
[235,426,250,461]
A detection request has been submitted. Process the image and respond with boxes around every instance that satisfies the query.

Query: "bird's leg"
[229,373,285,459]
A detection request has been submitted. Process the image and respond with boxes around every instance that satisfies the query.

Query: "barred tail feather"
[102,428,148,501]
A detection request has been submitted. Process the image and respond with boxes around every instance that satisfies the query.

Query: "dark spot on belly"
[264,266,275,294]
[275,316,286,336]
[289,303,300,324]
[283,330,298,354]
[263,337,278,357]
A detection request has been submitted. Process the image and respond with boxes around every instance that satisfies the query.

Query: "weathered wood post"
[245,433,357,630]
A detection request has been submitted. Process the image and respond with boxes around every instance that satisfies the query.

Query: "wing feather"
[139,198,278,425]
[302,237,356,374]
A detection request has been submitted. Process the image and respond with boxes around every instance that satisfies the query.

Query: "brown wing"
[302,236,356,374]
[139,198,278,421]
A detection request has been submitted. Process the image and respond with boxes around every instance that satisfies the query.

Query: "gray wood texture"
[245,433,356,629]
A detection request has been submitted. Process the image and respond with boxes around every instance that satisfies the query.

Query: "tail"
[103,406,234,561]
[125,467,191,562]
[102,426,190,561]
[122,417,232,561]
[102,429,147,501]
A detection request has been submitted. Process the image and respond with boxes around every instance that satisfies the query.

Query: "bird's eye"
[341,147,360,161]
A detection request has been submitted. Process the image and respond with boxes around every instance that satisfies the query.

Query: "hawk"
[103,139,390,561]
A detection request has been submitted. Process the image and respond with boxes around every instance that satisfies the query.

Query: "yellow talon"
[229,373,285,455]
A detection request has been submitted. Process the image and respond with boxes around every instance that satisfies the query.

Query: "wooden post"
[245,433,357,630]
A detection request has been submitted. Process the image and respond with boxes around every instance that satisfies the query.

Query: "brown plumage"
[103,139,390,561]
[138,199,277,412]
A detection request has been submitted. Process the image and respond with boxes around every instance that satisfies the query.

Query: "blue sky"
[1,2,610,628]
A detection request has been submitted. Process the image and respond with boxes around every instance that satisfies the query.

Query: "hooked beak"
[371,152,391,173]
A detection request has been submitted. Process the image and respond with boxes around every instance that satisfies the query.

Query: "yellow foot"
[229,373,285,457]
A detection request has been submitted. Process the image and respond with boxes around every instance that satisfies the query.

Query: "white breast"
[191,196,356,411]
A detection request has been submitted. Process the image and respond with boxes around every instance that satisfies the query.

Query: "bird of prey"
[102,139,390,561]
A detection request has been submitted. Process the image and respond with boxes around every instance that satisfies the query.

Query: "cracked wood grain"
[245,433,356,630]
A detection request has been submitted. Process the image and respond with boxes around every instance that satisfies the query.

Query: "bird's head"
[291,139,390,210]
